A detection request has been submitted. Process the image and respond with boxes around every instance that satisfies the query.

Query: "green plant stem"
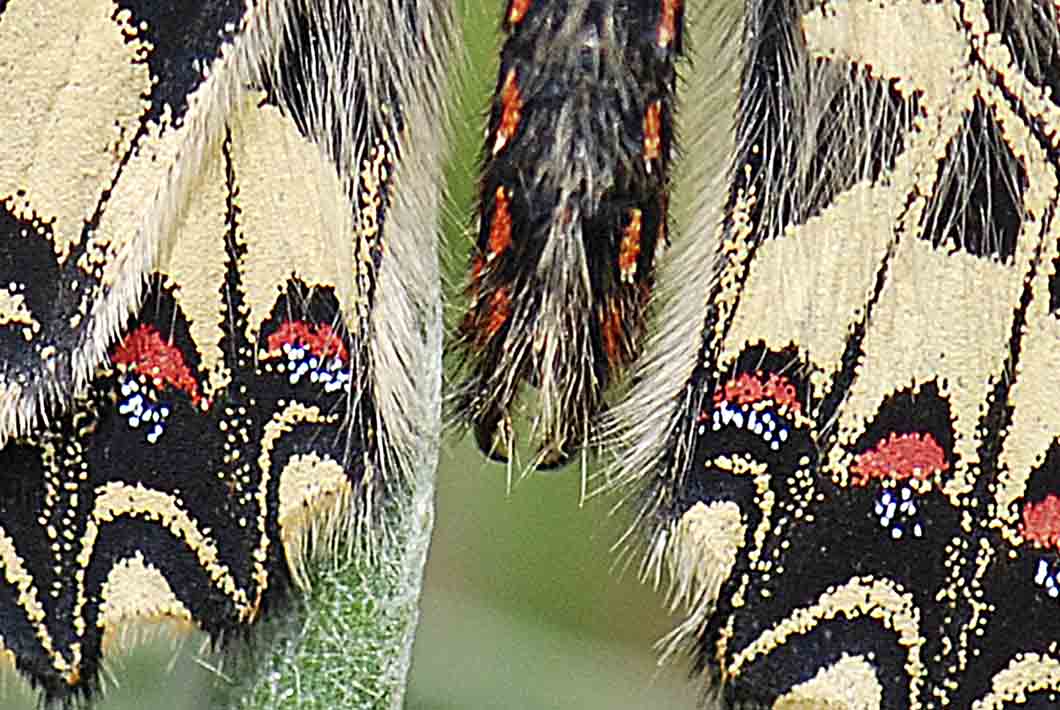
[218,305,442,710]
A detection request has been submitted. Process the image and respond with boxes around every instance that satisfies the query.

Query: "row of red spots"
[112,325,204,407]
[1022,495,1060,551]
[850,432,949,487]
[619,208,642,283]
[657,0,682,48]
[266,321,349,363]
[493,69,523,156]
[642,101,662,171]
[713,372,802,414]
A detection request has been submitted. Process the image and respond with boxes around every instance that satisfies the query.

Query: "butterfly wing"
[0,0,453,702]
[612,1,1060,706]
[0,0,266,442]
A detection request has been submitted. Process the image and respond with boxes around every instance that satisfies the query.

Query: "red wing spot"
[506,0,530,26]
[488,186,513,259]
[657,0,682,48]
[1022,495,1060,550]
[850,432,949,486]
[267,321,349,364]
[493,69,523,156]
[643,101,662,166]
[619,209,642,283]
[713,372,801,414]
[112,325,204,406]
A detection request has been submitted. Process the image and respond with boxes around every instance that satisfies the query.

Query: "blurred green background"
[406,3,696,706]
[405,435,698,710]
[4,2,698,708]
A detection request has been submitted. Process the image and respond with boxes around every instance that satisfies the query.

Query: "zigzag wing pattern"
[0,0,452,702]
[614,1,1060,707]
[0,0,255,441]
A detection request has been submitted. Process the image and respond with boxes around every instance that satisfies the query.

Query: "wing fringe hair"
[0,0,455,701]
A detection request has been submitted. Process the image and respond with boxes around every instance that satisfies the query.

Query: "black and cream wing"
[0,0,452,702]
[611,1,1060,708]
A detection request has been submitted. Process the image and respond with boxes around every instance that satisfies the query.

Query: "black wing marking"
[611,1,1060,707]
[0,0,454,702]
[0,0,252,441]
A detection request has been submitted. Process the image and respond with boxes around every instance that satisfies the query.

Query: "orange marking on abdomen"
[493,69,523,156]
[600,301,625,368]
[507,0,531,26]
[484,288,512,340]
[488,186,513,258]
[656,194,669,249]
[643,101,662,167]
[657,0,682,48]
[470,255,486,286]
[619,209,642,283]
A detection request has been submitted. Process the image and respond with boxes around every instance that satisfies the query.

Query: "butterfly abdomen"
[455,0,685,468]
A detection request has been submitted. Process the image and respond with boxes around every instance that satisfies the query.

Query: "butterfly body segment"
[454,0,685,468]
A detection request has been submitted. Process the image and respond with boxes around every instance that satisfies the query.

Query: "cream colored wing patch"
[0,0,258,443]
[0,0,454,703]
[773,655,883,710]
[618,0,1060,707]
